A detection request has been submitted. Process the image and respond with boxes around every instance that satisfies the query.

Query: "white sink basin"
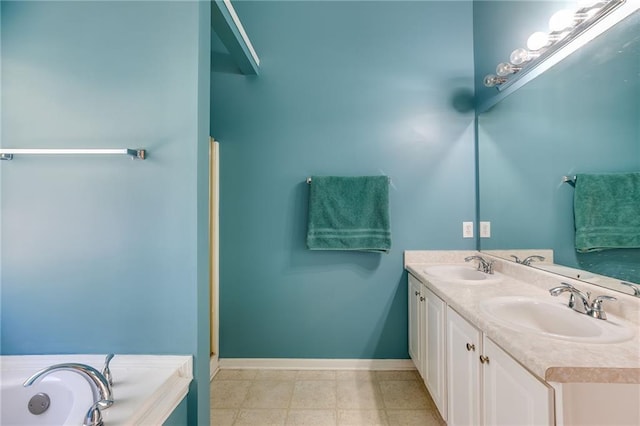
[423,264,503,284]
[480,296,635,344]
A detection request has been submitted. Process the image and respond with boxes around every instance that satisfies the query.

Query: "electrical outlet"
[480,221,491,238]
[463,221,474,238]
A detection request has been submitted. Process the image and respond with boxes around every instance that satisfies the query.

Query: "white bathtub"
[0,354,192,425]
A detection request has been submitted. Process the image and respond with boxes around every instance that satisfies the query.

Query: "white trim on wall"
[218,358,415,371]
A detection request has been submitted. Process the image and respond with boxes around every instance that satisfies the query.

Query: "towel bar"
[0,148,146,161]
[306,176,391,185]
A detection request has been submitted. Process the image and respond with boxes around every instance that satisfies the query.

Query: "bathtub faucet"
[24,362,114,425]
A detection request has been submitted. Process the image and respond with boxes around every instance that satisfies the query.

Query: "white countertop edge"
[124,374,191,426]
[121,355,193,425]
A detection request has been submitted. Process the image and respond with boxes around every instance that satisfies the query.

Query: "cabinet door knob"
[466,343,475,351]
[415,291,420,296]
[420,296,425,301]
[479,355,490,364]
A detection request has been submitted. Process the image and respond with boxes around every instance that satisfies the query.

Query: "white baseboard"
[210,354,220,380]
[218,358,415,371]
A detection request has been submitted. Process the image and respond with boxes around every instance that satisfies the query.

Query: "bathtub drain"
[28,392,51,415]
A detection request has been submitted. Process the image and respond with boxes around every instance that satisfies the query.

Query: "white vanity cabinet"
[409,273,553,426]
[447,306,553,426]
[447,307,481,426]
[407,273,447,421]
[482,337,553,426]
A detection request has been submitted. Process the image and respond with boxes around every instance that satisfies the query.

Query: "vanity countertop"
[405,251,640,384]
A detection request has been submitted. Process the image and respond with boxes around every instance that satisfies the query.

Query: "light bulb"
[509,48,538,65]
[549,9,576,32]
[483,74,507,87]
[527,32,549,51]
[496,62,521,76]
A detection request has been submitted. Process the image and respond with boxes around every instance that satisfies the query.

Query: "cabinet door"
[483,337,553,426]
[447,307,481,426]
[407,274,423,376]
[423,285,447,421]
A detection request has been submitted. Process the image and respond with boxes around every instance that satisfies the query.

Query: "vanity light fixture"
[484,0,626,89]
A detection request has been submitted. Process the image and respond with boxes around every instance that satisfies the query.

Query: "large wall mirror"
[477,7,639,296]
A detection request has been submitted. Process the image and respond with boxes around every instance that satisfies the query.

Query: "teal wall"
[211,1,476,359]
[0,1,210,424]
[475,5,640,283]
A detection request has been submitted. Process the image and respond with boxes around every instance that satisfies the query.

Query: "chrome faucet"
[589,295,617,320]
[549,282,617,319]
[24,362,114,425]
[464,255,494,274]
[549,282,591,314]
[510,255,545,266]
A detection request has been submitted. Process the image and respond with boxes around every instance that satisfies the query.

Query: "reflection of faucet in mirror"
[621,282,640,297]
[510,255,545,266]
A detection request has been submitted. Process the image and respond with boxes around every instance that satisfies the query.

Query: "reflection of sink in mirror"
[480,296,635,344]
[534,264,595,280]
[422,265,502,284]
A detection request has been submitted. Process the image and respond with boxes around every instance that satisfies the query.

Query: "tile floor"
[210,369,446,425]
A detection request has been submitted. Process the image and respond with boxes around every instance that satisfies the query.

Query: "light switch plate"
[480,221,491,238]
[463,221,474,238]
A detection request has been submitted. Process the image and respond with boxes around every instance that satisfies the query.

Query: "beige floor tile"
[296,370,337,380]
[337,409,388,425]
[430,408,446,426]
[290,380,337,409]
[285,409,337,425]
[375,370,419,381]
[244,380,295,408]
[386,409,442,426]
[234,408,287,425]
[378,381,430,409]
[337,380,383,409]
[214,369,258,381]
[210,408,237,426]
[211,380,252,408]
[335,370,377,381]
[255,370,299,381]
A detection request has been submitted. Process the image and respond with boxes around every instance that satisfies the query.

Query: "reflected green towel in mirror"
[307,176,391,253]
[574,172,640,252]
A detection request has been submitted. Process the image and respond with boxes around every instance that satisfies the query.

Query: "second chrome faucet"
[549,282,616,320]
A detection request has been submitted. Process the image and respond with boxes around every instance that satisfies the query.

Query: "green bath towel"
[307,176,391,253]
[574,172,640,252]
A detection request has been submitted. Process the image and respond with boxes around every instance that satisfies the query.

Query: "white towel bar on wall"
[0,148,146,161]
